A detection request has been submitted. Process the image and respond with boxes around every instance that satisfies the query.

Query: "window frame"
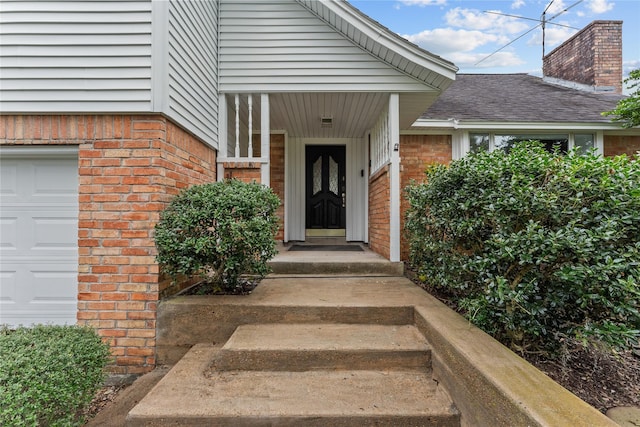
[454,131,604,159]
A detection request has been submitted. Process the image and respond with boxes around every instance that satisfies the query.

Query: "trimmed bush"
[154,179,280,292]
[0,325,111,426]
[405,141,640,353]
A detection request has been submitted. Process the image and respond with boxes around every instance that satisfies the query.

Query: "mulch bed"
[528,342,640,412]
[83,385,127,422]
[179,277,260,296]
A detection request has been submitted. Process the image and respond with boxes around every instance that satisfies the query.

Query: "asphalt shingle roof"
[420,74,625,123]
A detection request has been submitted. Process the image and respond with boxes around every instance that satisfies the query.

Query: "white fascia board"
[401,129,455,135]
[298,0,457,86]
[412,119,628,131]
[409,119,457,129]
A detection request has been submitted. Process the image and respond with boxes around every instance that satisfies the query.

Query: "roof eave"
[412,119,632,131]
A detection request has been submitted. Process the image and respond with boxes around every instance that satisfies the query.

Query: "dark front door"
[305,145,346,230]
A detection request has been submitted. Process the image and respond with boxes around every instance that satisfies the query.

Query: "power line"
[484,11,579,30]
[475,0,584,67]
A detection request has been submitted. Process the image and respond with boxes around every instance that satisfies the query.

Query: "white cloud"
[398,0,447,6]
[623,59,640,76]
[527,24,577,50]
[403,28,501,55]
[511,0,525,9]
[544,0,568,15]
[622,60,639,95]
[445,7,529,34]
[403,6,534,70]
[448,51,525,69]
[585,0,614,14]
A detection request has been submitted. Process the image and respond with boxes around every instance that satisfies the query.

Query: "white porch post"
[388,93,401,262]
[234,94,240,157]
[248,95,253,156]
[217,94,227,181]
[260,94,270,186]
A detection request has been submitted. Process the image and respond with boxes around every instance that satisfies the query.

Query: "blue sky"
[349,0,640,83]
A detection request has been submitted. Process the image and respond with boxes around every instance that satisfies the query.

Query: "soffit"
[269,92,387,138]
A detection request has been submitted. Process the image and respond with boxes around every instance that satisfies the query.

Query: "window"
[468,133,595,155]
[574,134,596,154]
[469,134,489,153]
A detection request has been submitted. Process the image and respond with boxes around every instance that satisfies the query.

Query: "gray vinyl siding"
[0,0,153,112]
[219,0,430,93]
[165,0,219,147]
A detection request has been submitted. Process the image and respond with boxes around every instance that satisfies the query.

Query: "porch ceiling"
[269,92,438,138]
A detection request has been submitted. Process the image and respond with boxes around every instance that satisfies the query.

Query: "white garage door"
[0,146,78,326]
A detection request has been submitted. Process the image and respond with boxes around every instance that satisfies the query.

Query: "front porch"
[216,91,415,261]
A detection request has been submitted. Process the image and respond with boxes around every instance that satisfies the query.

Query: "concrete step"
[157,276,423,365]
[126,344,460,427]
[212,323,432,371]
[268,259,404,276]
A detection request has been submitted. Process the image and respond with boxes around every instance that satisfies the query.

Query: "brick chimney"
[543,21,623,94]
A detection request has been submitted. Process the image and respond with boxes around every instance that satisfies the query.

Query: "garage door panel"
[0,216,18,250]
[31,267,78,302]
[0,158,77,203]
[0,262,77,325]
[33,159,79,201]
[0,270,18,303]
[0,163,18,197]
[1,209,76,254]
[32,215,78,250]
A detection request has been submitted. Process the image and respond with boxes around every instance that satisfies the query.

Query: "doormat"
[288,245,363,252]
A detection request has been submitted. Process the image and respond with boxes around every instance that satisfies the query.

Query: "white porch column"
[388,93,401,262]
[260,94,270,186]
[248,95,253,157]
[217,93,227,181]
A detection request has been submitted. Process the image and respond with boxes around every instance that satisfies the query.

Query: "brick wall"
[0,114,217,375]
[368,166,391,259]
[399,135,452,260]
[270,134,285,241]
[543,21,623,94]
[222,162,262,183]
[604,135,640,157]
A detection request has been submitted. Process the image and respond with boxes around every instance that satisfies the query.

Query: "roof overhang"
[411,119,632,132]
[296,0,458,93]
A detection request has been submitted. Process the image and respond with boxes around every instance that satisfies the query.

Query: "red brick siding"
[543,21,623,94]
[368,166,390,259]
[222,162,262,183]
[400,135,452,260]
[604,135,640,157]
[270,134,285,241]
[0,114,216,375]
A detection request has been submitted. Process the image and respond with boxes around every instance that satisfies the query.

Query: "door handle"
[342,192,346,208]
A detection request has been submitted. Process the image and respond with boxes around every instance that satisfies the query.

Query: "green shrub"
[0,325,111,426]
[405,141,640,353]
[154,179,281,292]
